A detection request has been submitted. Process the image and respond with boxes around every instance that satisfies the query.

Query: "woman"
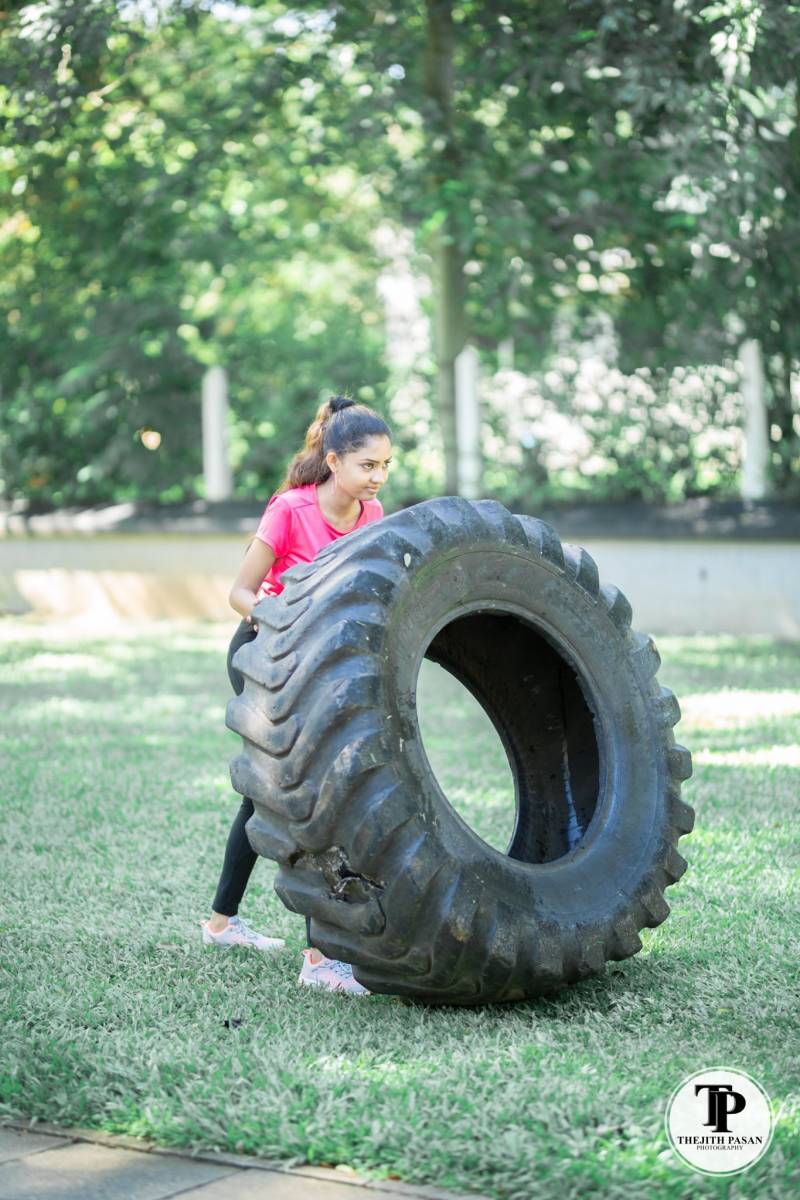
[201,395,392,995]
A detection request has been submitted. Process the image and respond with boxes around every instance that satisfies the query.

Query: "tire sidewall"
[383,541,665,928]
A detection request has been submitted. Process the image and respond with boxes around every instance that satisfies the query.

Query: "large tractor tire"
[227,497,693,1004]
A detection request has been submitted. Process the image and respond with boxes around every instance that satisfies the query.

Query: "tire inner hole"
[416,611,601,864]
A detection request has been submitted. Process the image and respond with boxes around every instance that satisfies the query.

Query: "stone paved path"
[0,1126,488,1200]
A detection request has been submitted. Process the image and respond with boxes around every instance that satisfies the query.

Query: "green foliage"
[482,352,744,507]
[0,2,390,508]
[1,1,798,508]
[585,1,800,491]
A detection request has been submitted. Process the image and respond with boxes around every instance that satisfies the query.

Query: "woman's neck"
[315,478,361,523]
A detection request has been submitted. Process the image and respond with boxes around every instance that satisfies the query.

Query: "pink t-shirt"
[254,482,384,599]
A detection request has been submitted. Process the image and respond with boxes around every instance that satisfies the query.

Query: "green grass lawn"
[1,618,798,1199]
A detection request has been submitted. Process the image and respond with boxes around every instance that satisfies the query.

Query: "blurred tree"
[0,0,389,508]
[1,0,797,508]
[234,0,799,494]
[588,1,800,494]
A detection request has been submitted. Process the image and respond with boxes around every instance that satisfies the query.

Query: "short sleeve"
[254,495,293,558]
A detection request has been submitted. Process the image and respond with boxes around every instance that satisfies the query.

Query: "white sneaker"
[201,915,286,952]
[298,948,371,995]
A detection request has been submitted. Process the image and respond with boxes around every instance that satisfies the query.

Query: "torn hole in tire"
[291,845,384,904]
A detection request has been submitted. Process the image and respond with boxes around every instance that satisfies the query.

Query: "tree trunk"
[424,0,467,495]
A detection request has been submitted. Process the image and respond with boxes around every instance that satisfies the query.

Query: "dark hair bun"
[328,395,357,415]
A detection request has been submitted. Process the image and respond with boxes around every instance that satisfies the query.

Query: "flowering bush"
[481,357,743,507]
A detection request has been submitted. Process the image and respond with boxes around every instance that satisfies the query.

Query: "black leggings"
[212,618,312,948]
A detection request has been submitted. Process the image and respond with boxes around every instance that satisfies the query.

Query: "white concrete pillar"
[739,338,770,501]
[202,366,233,501]
[455,343,482,498]
[498,338,515,371]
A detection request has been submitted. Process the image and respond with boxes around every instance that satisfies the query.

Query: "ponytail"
[276,394,391,493]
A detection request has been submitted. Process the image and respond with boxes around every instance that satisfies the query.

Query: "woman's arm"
[229,537,277,624]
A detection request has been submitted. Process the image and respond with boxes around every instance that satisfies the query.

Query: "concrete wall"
[1,533,798,635]
[0,536,245,622]
[574,539,799,637]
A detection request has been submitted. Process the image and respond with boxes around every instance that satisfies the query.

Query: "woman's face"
[331,434,392,500]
